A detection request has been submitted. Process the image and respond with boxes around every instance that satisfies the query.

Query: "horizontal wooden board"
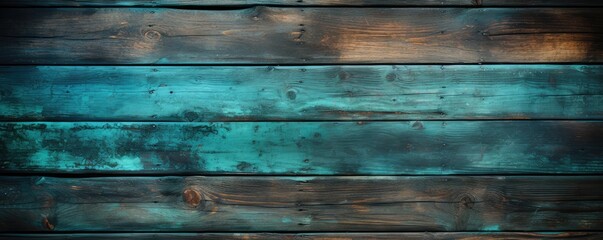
[1,176,602,231]
[1,8,601,64]
[2,65,602,121]
[2,0,603,7]
[1,121,601,174]
[2,232,603,239]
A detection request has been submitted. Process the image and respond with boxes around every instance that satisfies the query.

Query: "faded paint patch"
[482,225,501,231]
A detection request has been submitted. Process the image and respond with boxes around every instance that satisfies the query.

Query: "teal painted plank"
[0,121,601,174]
[1,0,602,6]
[1,232,602,239]
[1,176,602,231]
[1,8,601,64]
[1,65,602,121]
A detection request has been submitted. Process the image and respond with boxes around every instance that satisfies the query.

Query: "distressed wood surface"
[1,176,602,231]
[2,65,602,121]
[2,0,603,7]
[1,121,601,174]
[1,8,602,64]
[1,232,602,239]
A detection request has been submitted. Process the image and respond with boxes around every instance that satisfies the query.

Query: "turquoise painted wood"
[1,65,602,121]
[1,0,602,236]
[1,8,601,64]
[1,121,601,174]
[1,176,602,231]
[2,233,602,240]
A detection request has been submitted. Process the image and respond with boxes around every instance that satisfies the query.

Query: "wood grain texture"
[1,121,601,174]
[1,0,602,7]
[2,65,602,121]
[1,176,602,231]
[2,232,603,239]
[1,8,601,64]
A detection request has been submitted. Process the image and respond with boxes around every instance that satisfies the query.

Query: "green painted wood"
[1,176,602,231]
[2,65,602,121]
[1,8,601,64]
[1,121,601,174]
[1,232,602,239]
[1,0,602,6]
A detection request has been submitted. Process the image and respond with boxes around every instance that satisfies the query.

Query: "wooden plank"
[1,176,602,231]
[482,1,603,6]
[1,121,601,174]
[0,0,475,7]
[2,65,602,121]
[1,8,601,64]
[1,0,602,7]
[1,232,602,239]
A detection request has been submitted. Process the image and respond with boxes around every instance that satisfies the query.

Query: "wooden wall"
[0,0,602,239]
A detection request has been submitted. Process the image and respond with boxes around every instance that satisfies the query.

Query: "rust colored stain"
[42,216,54,231]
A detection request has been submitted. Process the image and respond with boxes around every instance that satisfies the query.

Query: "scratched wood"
[1,232,602,239]
[1,8,602,64]
[1,176,602,231]
[2,65,602,121]
[2,0,602,6]
[1,121,601,174]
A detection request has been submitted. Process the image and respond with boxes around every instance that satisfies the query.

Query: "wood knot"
[183,188,202,208]
[458,194,476,209]
[338,71,351,81]
[184,111,199,122]
[385,72,397,82]
[144,30,161,40]
[411,121,424,130]
[286,89,297,100]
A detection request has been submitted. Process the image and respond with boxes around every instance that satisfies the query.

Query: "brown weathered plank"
[1,8,601,64]
[1,121,602,174]
[1,0,473,7]
[1,232,602,239]
[1,176,602,231]
[2,65,602,121]
[1,0,602,7]
[481,0,603,6]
